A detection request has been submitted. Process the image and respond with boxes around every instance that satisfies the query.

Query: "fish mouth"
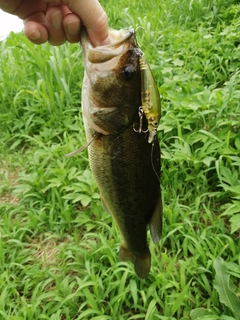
[80,26,143,136]
[80,26,136,64]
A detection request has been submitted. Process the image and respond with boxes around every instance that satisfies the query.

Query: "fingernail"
[51,10,63,31]
[66,20,81,36]
[28,29,40,41]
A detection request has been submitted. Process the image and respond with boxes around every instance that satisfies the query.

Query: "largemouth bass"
[80,27,162,279]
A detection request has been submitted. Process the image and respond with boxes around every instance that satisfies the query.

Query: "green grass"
[0,0,240,319]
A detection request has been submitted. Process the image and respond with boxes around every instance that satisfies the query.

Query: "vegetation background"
[0,0,239,319]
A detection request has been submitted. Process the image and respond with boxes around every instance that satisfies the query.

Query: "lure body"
[139,56,161,143]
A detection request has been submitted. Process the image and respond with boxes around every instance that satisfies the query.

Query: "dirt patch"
[0,191,19,205]
[33,238,60,268]
[0,164,20,205]
[32,236,70,268]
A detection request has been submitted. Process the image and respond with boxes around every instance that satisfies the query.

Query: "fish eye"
[121,65,136,81]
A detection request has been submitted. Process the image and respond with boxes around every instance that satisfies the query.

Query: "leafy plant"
[213,257,240,320]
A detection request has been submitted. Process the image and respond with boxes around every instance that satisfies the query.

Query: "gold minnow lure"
[139,55,161,143]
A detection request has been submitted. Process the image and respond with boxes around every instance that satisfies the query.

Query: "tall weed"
[0,0,239,319]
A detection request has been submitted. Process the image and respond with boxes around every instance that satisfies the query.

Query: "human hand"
[0,0,109,46]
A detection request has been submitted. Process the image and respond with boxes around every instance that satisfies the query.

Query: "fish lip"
[80,26,135,49]
[91,28,135,49]
[80,27,139,64]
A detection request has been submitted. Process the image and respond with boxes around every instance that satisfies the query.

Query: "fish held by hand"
[80,26,162,279]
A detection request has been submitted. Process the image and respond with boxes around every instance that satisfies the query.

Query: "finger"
[0,0,23,14]
[42,0,110,46]
[45,5,66,46]
[24,12,49,44]
[2,0,46,19]
[85,9,109,46]
[63,13,81,43]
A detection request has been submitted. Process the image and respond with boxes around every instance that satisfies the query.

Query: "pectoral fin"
[65,133,99,157]
[149,193,162,244]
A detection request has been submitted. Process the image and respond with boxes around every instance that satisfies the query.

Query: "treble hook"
[133,106,148,134]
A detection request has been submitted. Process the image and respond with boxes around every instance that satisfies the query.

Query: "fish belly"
[85,122,161,278]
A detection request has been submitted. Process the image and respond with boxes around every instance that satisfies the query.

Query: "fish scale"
[88,125,159,245]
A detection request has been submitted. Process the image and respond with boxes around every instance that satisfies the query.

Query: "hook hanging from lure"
[133,106,148,134]
[139,52,161,143]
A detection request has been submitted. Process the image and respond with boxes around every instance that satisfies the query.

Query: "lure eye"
[121,65,136,81]
[149,115,158,127]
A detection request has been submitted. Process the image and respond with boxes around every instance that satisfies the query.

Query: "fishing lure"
[139,55,161,143]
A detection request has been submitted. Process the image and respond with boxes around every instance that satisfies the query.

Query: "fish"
[79,26,162,279]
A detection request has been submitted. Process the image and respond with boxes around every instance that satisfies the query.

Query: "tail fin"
[134,252,151,279]
[119,245,151,279]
